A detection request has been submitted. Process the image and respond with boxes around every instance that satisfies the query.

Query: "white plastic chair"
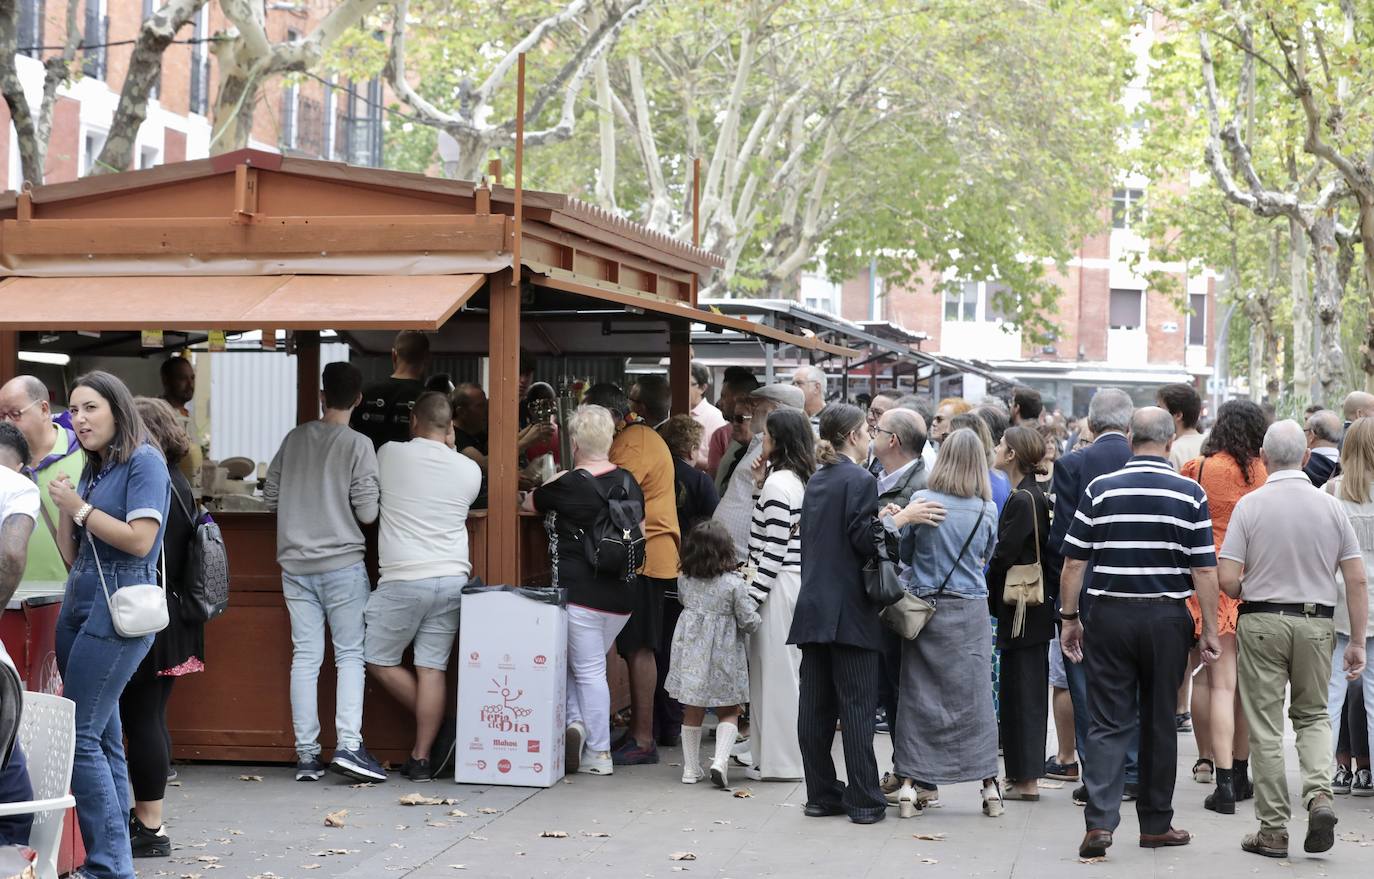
[0,692,76,879]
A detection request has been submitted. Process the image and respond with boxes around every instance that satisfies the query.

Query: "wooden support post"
[294,330,320,425]
[488,159,502,185]
[669,320,691,416]
[488,270,521,585]
[486,52,527,586]
[0,332,17,385]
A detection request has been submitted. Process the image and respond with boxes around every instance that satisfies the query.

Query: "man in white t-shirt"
[365,392,481,782]
[0,422,39,844]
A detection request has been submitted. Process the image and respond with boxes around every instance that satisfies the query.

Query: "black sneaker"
[129,813,170,858]
[1333,766,1354,795]
[331,746,387,782]
[430,722,457,780]
[1073,785,1088,806]
[401,756,433,783]
[295,756,326,781]
[1123,782,1139,802]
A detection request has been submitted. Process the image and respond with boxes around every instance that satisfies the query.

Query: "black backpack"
[171,486,230,623]
[579,470,645,582]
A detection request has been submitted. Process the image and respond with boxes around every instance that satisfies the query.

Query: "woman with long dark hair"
[743,408,815,782]
[48,371,171,879]
[1180,398,1267,813]
[988,426,1053,802]
[120,398,206,858]
[787,403,886,824]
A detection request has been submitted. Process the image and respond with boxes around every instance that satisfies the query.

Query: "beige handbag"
[1002,490,1044,639]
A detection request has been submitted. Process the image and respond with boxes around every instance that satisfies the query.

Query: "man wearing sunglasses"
[0,376,84,586]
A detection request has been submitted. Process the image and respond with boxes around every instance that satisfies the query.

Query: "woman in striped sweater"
[744,408,816,781]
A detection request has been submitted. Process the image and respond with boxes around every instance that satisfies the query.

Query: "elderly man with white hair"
[790,366,827,431]
[1218,419,1368,860]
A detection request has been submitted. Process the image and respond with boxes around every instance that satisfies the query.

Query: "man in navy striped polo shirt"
[1059,406,1223,860]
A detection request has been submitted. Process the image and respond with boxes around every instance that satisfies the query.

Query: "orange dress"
[1180,452,1267,637]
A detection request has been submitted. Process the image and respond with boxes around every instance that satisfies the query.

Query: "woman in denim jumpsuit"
[49,371,170,879]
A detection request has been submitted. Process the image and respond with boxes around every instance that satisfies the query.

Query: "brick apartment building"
[0,0,385,186]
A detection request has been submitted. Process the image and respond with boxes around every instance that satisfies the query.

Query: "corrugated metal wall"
[208,343,350,467]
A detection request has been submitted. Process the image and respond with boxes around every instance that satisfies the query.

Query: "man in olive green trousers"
[1218,420,1368,860]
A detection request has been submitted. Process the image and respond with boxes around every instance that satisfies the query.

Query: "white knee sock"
[713,721,738,768]
[681,725,703,777]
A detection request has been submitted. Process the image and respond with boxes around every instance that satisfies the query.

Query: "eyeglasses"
[731,413,753,424]
[0,399,39,422]
[873,427,899,446]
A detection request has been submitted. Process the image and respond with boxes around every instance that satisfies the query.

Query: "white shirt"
[377,438,481,584]
[713,434,764,558]
[691,399,727,463]
[0,468,39,528]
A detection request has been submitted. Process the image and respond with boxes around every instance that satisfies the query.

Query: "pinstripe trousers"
[797,644,886,820]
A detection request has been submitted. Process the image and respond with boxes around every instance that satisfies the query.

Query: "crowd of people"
[0,328,1372,876]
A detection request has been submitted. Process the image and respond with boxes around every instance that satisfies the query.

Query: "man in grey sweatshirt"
[264,361,384,783]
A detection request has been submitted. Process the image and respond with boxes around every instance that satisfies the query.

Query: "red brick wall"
[1146,279,1186,364]
[163,127,186,164]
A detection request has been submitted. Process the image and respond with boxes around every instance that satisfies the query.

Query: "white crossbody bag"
[86,530,168,638]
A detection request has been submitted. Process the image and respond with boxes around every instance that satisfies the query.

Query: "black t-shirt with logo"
[351,377,426,450]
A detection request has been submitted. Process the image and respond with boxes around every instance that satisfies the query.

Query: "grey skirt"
[893,594,999,785]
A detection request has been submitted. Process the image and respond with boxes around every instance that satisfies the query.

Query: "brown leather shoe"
[1241,829,1289,859]
[1305,792,1338,853]
[1140,827,1191,848]
[1079,829,1113,859]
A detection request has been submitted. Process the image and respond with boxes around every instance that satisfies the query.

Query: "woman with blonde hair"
[1324,416,1374,796]
[884,428,1000,819]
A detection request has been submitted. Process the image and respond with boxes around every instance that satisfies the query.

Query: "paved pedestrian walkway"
[158,732,1373,879]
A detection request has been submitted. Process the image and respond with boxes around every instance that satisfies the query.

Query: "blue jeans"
[283,562,369,758]
[1065,645,1139,784]
[57,562,154,879]
[1326,633,1374,754]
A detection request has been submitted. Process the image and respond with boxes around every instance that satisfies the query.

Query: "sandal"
[1193,758,1214,784]
[982,779,1005,817]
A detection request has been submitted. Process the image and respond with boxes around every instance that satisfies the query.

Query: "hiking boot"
[1305,793,1338,853]
[1241,828,1289,859]
[1205,768,1236,815]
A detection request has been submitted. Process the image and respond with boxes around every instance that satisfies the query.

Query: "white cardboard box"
[456,590,568,787]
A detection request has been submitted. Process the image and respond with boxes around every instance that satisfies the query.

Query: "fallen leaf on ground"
[467,835,488,841]
[920,858,939,864]
[478,807,501,814]
[196,856,220,863]
[1078,857,1106,864]
[732,789,752,798]
[540,830,568,838]
[350,782,376,789]
[712,819,731,825]
[310,849,357,856]
[228,830,243,836]
[238,774,263,782]
[670,852,697,861]
[913,833,946,841]
[399,793,449,806]
[323,809,348,828]
[300,865,321,871]
[581,831,611,837]
[427,821,450,828]
[448,809,469,818]
[448,866,466,871]
[1038,780,1065,789]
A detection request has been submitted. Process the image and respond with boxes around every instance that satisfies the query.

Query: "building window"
[1188,292,1206,346]
[82,0,107,79]
[189,6,211,115]
[339,78,383,167]
[944,280,979,322]
[81,129,107,176]
[1111,187,1144,230]
[1109,288,1143,329]
[18,0,44,58]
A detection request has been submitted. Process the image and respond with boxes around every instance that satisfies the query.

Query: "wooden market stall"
[0,149,843,763]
